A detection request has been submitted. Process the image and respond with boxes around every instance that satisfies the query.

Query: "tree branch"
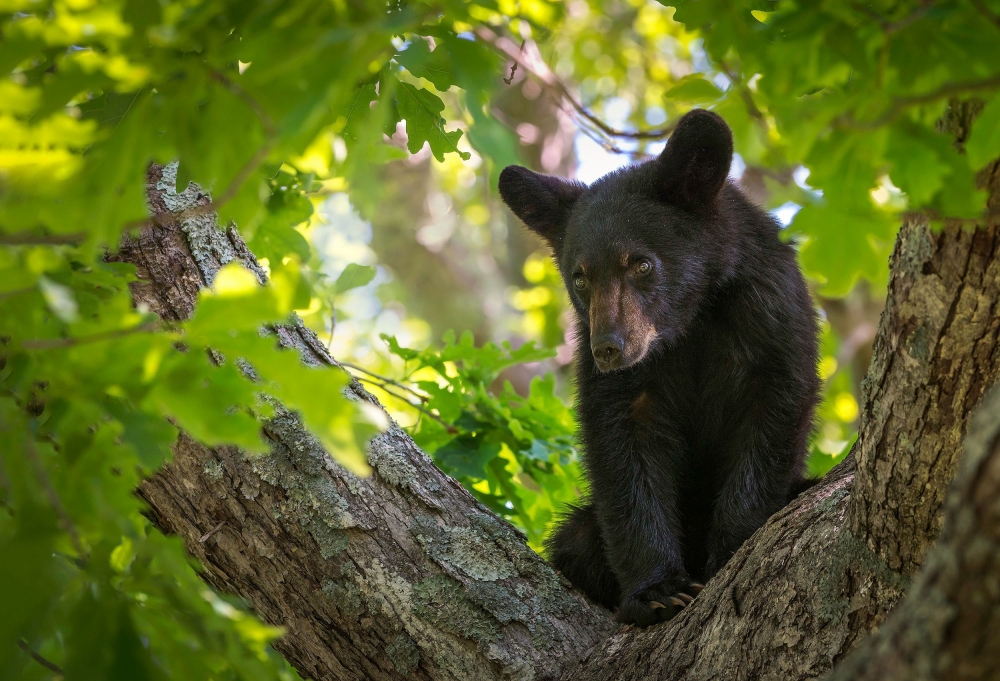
[972,0,1000,30]
[114,159,1000,680]
[825,385,1000,681]
[838,72,1000,130]
[476,27,679,153]
[24,437,85,559]
[18,639,64,675]
[121,164,613,681]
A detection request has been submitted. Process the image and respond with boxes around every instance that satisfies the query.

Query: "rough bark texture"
[117,157,1000,681]
[825,386,1000,681]
[844,212,1000,640]
[125,164,613,681]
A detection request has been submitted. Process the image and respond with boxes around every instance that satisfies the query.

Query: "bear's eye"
[635,260,652,275]
[573,275,587,291]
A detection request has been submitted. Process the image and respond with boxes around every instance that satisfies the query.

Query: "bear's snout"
[592,332,625,372]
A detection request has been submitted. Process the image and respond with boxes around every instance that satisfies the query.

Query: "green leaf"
[395,38,455,91]
[105,397,179,471]
[966,93,1000,169]
[333,263,377,295]
[793,202,895,296]
[395,80,471,161]
[663,75,724,103]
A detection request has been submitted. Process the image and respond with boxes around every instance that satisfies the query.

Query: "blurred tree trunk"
[118,151,1000,680]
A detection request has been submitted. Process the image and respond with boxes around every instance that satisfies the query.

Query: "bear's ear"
[656,109,733,211]
[498,165,585,250]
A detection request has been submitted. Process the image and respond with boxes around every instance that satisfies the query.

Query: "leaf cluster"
[378,331,583,548]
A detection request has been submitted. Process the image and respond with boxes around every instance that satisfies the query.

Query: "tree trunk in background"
[118,154,1000,681]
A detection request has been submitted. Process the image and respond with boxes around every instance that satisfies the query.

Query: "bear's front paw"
[615,581,704,627]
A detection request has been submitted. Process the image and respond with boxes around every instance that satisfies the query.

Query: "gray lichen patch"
[412,575,501,643]
[897,220,934,278]
[367,425,444,510]
[384,634,421,675]
[368,426,419,487]
[323,579,363,616]
[156,162,267,287]
[448,527,517,581]
[408,515,565,651]
[819,528,908,624]
[308,521,350,559]
[247,405,371,558]
[203,459,225,482]
[410,513,518,582]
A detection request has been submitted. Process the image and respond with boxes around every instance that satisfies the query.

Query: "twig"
[851,0,935,34]
[0,232,86,246]
[0,286,36,300]
[208,69,277,136]
[338,361,430,401]
[717,59,767,131]
[838,72,1000,130]
[354,377,458,434]
[972,0,1000,29]
[503,40,525,85]
[477,27,679,147]
[503,61,518,85]
[23,321,158,350]
[198,520,227,543]
[18,639,64,675]
[24,437,85,558]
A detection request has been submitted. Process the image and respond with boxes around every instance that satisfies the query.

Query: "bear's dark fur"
[498,109,820,627]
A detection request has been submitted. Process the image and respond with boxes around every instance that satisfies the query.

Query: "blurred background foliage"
[3,0,1000,677]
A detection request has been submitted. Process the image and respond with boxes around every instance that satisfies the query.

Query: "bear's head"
[498,109,734,373]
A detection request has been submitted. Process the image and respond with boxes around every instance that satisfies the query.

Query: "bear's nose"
[592,333,624,368]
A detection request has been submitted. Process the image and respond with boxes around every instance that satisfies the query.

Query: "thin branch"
[838,72,1000,130]
[503,61,518,85]
[0,286,37,300]
[0,232,86,246]
[851,0,935,34]
[18,639,64,675]
[22,321,158,350]
[208,69,277,136]
[24,437,85,558]
[352,376,458,434]
[338,361,430,401]
[971,0,1000,29]
[198,519,227,543]
[213,141,276,209]
[477,27,679,147]
[717,59,768,131]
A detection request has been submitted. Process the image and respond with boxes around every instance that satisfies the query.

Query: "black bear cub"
[498,110,819,627]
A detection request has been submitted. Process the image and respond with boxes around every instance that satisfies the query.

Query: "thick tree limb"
[844,213,1000,640]
[122,164,613,681]
[118,161,1000,681]
[825,386,1000,681]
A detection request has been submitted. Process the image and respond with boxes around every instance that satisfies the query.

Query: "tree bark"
[123,164,613,681]
[826,384,1000,681]
[117,158,1000,681]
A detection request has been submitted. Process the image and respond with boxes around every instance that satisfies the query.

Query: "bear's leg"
[705,412,797,578]
[545,504,620,611]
